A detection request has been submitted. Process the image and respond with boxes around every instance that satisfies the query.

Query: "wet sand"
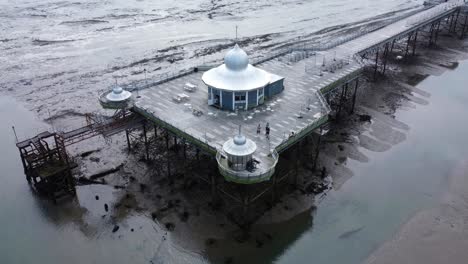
[3,2,468,263]
[366,160,468,264]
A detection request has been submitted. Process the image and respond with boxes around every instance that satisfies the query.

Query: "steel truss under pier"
[125,119,326,227]
[16,132,76,203]
[15,109,145,201]
[14,1,468,225]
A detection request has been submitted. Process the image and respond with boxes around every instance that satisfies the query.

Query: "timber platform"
[14,0,468,223]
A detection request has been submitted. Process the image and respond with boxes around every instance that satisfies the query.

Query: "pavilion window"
[235,92,246,102]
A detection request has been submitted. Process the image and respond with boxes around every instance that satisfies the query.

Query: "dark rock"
[263,232,273,240]
[255,239,264,248]
[131,228,134,232]
[165,222,175,231]
[90,157,100,163]
[112,225,120,233]
[321,167,327,179]
[167,200,174,209]
[179,211,189,222]
[139,183,147,192]
[151,212,158,220]
[224,257,234,264]
[89,164,123,180]
[358,114,372,122]
[80,150,95,158]
[338,145,344,151]
[95,195,99,200]
[205,238,217,246]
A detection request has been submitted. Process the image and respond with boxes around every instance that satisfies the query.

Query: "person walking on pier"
[265,122,270,139]
[257,124,261,135]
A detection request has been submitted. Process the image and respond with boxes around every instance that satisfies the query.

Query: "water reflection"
[205,208,315,264]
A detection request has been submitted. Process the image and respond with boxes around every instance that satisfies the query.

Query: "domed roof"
[223,127,257,157]
[106,85,132,102]
[202,44,271,92]
[224,44,249,71]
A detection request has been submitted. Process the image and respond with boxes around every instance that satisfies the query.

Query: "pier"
[15,0,468,224]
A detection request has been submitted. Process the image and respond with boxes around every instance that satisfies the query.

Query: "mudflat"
[366,160,468,264]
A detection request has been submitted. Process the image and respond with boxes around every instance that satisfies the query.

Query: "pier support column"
[452,9,460,33]
[449,12,455,31]
[165,131,169,150]
[210,172,217,203]
[428,23,436,46]
[313,128,323,171]
[183,139,187,159]
[271,172,277,204]
[350,78,359,114]
[143,123,149,160]
[412,31,418,56]
[154,125,158,138]
[125,129,131,151]
[390,39,396,53]
[242,186,251,227]
[195,148,200,169]
[373,49,380,80]
[405,33,412,56]
[294,144,300,188]
[167,155,172,178]
[460,14,468,39]
[382,43,390,75]
[434,21,441,45]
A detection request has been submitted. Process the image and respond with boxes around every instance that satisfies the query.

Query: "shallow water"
[2,59,468,263]
[3,0,468,263]
[272,61,468,264]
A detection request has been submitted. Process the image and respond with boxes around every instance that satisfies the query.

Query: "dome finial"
[235,25,238,43]
[233,125,247,146]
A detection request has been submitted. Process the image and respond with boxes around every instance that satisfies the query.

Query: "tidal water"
[2,0,468,263]
[272,61,468,263]
[2,60,468,264]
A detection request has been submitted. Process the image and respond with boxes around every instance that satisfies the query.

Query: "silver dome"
[202,44,271,92]
[222,129,257,157]
[106,85,132,102]
[224,44,249,71]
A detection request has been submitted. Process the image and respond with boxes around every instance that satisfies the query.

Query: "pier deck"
[132,0,464,183]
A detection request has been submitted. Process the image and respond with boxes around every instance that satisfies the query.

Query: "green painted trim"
[133,107,217,155]
[219,168,275,184]
[275,114,329,153]
[319,68,363,95]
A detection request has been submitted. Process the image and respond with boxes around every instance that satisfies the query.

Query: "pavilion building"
[202,44,284,111]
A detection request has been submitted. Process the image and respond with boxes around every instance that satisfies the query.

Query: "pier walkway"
[131,0,466,183]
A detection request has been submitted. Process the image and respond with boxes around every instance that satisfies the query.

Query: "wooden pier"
[14,0,468,225]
